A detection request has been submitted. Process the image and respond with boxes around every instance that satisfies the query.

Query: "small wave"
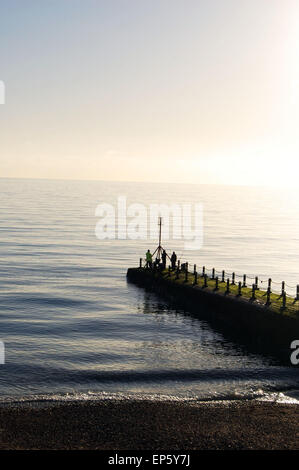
[0,388,298,408]
[57,367,299,384]
[1,294,94,308]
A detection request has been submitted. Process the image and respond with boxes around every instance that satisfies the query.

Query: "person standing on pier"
[146,250,153,268]
[162,250,167,269]
[171,251,177,270]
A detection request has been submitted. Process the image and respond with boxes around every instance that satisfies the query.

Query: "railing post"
[281,281,285,296]
[215,276,219,291]
[185,263,188,282]
[139,258,142,268]
[268,278,272,293]
[194,264,196,274]
[226,278,230,294]
[296,285,299,301]
[282,292,286,310]
[202,266,205,277]
[238,281,242,296]
[193,271,198,285]
[232,272,235,285]
[255,276,259,290]
[203,274,208,288]
[212,268,215,280]
[251,283,256,301]
[242,274,246,288]
[266,287,271,306]
[222,270,225,283]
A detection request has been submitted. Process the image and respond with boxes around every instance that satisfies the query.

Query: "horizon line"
[0,175,291,190]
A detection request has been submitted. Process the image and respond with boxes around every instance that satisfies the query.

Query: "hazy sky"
[1,0,299,186]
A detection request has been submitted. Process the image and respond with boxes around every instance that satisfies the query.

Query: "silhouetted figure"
[171,251,177,270]
[146,249,152,268]
[161,250,167,269]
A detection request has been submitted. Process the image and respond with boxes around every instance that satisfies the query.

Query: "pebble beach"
[0,399,297,450]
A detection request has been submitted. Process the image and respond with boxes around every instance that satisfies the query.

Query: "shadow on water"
[128,279,294,367]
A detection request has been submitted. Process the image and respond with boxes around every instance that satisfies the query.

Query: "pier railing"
[139,258,299,315]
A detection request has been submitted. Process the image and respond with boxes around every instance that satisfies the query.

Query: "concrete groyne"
[127,266,299,363]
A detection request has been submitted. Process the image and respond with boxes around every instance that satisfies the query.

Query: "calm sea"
[0,178,298,403]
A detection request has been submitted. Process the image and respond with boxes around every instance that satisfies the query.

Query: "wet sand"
[0,399,297,450]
